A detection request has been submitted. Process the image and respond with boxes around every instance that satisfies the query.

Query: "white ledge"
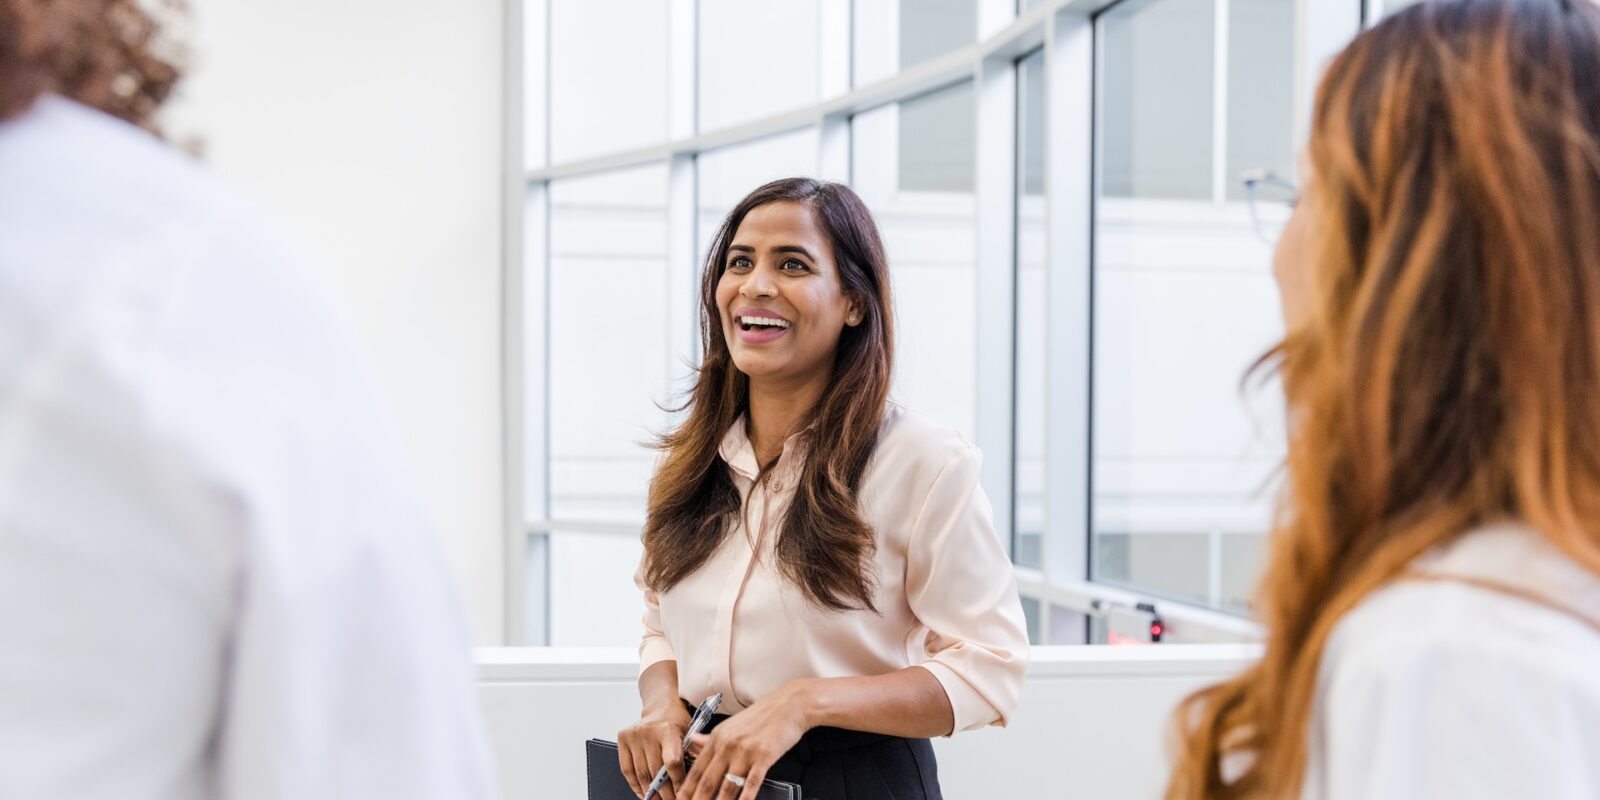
[474,643,1260,683]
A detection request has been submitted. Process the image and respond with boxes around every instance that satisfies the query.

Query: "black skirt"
[701,713,943,799]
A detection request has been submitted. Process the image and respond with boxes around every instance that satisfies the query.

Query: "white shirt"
[638,404,1030,733]
[0,97,496,799]
[1304,524,1600,799]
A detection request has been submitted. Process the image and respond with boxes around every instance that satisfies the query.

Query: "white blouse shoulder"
[1305,525,1600,799]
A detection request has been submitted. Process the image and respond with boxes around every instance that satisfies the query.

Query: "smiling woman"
[615,178,1029,800]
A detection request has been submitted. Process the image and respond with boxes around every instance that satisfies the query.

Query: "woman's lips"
[735,323,789,344]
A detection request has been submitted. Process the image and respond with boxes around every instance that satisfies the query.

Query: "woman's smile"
[734,308,792,344]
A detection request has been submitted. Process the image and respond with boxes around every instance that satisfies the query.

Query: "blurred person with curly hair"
[0,2,497,798]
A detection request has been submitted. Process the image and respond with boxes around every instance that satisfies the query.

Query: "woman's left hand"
[679,679,814,800]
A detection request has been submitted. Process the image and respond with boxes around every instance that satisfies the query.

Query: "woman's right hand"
[618,700,692,799]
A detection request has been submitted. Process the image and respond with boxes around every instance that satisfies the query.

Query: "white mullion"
[1213,0,1230,204]
[506,0,554,646]
[818,0,852,182]
[502,0,530,646]
[520,179,551,647]
[975,53,1018,558]
[1042,9,1093,598]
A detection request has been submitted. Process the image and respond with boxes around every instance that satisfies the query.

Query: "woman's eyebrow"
[727,244,817,260]
[773,245,815,260]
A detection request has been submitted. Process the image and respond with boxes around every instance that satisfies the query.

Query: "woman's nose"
[741,267,776,298]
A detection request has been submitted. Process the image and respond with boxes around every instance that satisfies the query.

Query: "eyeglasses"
[1240,169,1300,244]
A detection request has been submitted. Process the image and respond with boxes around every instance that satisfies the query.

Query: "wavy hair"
[0,0,185,127]
[642,178,895,612]
[1168,0,1600,796]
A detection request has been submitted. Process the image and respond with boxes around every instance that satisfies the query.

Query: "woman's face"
[715,201,862,386]
[1273,174,1317,331]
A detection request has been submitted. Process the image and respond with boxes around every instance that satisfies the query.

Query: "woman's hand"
[618,701,692,799]
[679,679,814,800]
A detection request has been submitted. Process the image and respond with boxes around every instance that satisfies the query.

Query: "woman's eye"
[728,256,753,270]
[781,259,809,272]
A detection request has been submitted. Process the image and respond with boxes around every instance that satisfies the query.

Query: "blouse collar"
[718,414,811,481]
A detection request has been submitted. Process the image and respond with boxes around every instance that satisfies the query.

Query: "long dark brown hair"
[1168,1,1600,796]
[643,178,895,612]
[0,0,185,127]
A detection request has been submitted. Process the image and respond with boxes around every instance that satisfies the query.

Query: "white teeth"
[739,316,790,329]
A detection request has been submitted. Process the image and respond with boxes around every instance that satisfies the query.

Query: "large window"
[519,0,1362,645]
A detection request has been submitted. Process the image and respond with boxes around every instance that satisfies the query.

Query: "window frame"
[507,0,1361,646]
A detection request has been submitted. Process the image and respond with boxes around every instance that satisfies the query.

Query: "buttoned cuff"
[638,637,676,676]
[917,660,1006,735]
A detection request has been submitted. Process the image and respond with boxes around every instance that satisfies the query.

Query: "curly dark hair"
[0,0,185,128]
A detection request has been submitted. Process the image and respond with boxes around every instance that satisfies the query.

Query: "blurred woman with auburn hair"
[1167,1,1600,797]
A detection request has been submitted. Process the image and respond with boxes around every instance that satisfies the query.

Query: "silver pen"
[643,692,722,800]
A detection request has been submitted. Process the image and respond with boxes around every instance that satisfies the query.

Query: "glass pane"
[548,164,671,523]
[852,83,979,440]
[854,0,978,87]
[696,129,821,275]
[1047,604,1088,645]
[550,0,669,162]
[899,82,977,193]
[1221,531,1267,614]
[1020,595,1043,645]
[548,530,644,645]
[1093,532,1209,607]
[900,0,978,70]
[1014,50,1046,571]
[1090,0,1288,616]
[1226,0,1295,200]
[1099,0,1215,199]
[1378,0,1425,18]
[699,0,821,131]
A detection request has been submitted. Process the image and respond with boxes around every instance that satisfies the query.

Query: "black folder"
[586,738,802,799]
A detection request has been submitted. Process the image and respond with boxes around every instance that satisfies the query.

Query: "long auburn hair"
[643,178,894,612]
[0,0,185,128]
[1168,1,1600,796]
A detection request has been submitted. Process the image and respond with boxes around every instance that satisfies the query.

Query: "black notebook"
[585,738,802,800]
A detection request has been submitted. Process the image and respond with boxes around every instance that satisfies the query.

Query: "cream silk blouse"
[636,404,1030,733]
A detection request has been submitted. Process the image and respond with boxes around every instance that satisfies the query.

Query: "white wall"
[165,0,509,643]
[478,645,1261,798]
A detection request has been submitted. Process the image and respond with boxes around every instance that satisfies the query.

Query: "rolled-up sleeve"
[905,445,1030,733]
[635,557,676,674]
